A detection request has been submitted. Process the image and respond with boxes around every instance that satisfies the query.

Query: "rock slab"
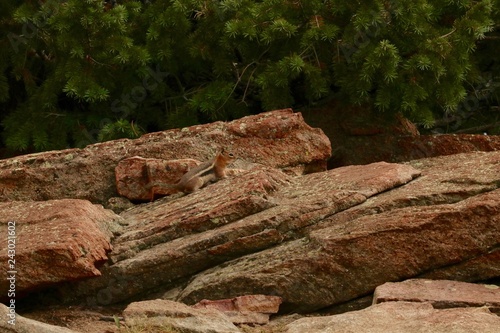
[374,279,500,313]
[115,156,201,201]
[0,199,117,297]
[0,109,331,204]
[286,301,500,333]
[123,299,242,333]
[0,304,79,333]
[193,294,282,325]
[59,161,420,305]
[178,187,500,312]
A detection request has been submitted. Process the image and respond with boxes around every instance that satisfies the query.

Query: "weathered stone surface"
[4,107,499,329]
[194,295,282,314]
[309,151,500,284]
[0,109,331,205]
[373,279,500,313]
[123,299,242,333]
[233,295,282,313]
[0,200,118,297]
[0,304,79,333]
[311,151,500,229]
[115,156,200,201]
[58,166,291,305]
[3,106,500,333]
[58,161,419,305]
[192,295,282,325]
[285,302,500,333]
[177,188,500,312]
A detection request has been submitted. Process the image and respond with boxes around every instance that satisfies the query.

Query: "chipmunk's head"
[217,148,235,165]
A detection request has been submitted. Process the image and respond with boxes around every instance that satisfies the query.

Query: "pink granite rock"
[373,279,500,313]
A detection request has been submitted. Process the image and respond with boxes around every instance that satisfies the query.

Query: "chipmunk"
[148,149,235,199]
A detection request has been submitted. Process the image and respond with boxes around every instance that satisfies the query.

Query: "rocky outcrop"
[55,161,421,306]
[122,295,282,333]
[285,279,500,333]
[41,150,498,313]
[373,279,500,314]
[177,188,500,312]
[0,109,331,204]
[123,299,242,333]
[0,200,118,299]
[193,294,282,325]
[171,150,500,312]
[0,304,79,333]
[286,302,500,333]
[0,109,499,333]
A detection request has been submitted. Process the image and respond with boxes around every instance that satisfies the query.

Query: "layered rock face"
[0,109,330,204]
[0,109,499,333]
[0,200,117,300]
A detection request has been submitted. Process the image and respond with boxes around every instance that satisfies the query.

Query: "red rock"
[192,295,282,325]
[193,295,284,314]
[373,279,500,313]
[58,160,419,305]
[194,298,236,312]
[286,302,500,333]
[123,299,241,333]
[19,149,498,316]
[310,150,500,234]
[233,295,282,313]
[58,167,292,304]
[0,200,116,297]
[115,156,200,201]
[0,109,331,205]
[114,156,149,200]
[221,312,270,325]
[420,248,500,283]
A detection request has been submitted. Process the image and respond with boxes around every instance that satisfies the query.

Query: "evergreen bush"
[0,0,498,152]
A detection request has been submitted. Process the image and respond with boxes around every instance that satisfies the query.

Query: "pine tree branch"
[217,47,270,111]
[439,28,456,39]
[217,61,256,112]
[242,65,258,105]
[452,120,500,134]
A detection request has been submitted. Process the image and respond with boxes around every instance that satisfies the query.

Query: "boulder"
[0,109,331,205]
[193,295,283,325]
[1,107,499,328]
[57,161,420,305]
[123,299,242,333]
[373,279,500,314]
[115,156,201,201]
[177,184,500,312]
[0,199,118,298]
[172,151,499,311]
[0,304,79,333]
[285,302,500,333]
[5,147,500,317]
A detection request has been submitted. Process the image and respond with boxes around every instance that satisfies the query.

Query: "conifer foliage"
[0,0,497,152]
